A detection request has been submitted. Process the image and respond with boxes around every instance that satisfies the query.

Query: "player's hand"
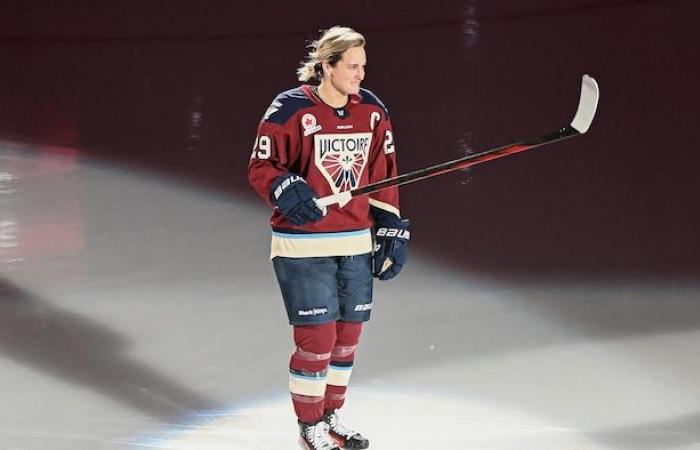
[270,174,324,225]
[372,219,410,281]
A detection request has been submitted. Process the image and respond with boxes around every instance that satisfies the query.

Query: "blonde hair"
[297,26,366,82]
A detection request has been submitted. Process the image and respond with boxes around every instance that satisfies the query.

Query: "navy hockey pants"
[272,253,373,325]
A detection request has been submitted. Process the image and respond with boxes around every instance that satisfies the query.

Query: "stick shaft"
[350,126,578,198]
[315,75,598,209]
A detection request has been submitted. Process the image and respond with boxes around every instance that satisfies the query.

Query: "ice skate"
[298,420,342,450]
[322,409,369,449]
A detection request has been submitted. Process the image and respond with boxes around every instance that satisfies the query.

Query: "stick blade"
[570,74,600,134]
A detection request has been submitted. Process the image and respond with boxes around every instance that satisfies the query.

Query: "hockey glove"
[372,218,410,281]
[270,174,324,226]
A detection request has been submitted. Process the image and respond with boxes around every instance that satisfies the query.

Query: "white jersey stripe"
[270,229,372,259]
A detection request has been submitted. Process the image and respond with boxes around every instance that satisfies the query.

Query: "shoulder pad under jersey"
[262,87,315,125]
[359,88,390,118]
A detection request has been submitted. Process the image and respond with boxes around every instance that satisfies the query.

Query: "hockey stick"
[316,74,599,210]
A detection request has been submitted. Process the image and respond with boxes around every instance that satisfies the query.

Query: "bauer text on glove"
[372,219,409,281]
[270,174,324,225]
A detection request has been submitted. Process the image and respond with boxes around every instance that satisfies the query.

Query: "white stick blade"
[570,74,599,134]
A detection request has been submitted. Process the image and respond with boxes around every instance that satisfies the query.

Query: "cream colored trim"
[327,366,353,387]
[368,198,400,218]
[270,229,372,259]
[289,374,327,397]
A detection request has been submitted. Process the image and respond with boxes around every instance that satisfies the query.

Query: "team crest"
[314,132,372,194]
[302,113,322,136]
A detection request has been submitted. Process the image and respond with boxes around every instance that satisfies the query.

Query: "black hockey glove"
[372,215,410,281]
[270,174,324,226]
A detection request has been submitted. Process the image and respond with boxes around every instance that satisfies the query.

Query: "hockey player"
[248,26,409,450]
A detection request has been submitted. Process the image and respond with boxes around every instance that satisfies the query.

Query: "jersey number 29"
[251,135,272,159]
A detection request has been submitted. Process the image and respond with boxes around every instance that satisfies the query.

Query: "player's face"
[328,46,366,96]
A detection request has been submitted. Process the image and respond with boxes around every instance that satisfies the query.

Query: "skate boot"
[298,420,342,450]
[322,409,370,449]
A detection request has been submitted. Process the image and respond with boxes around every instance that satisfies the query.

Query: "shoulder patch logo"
[314,132,372,194]
[302,113,322,136]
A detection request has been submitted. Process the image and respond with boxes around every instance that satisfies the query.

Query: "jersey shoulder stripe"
[359,88,390,118]
[263,87,315,125]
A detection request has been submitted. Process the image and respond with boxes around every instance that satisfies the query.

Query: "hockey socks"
[290,322,336,423]
[325,321,361,411]
[289,321,363,424]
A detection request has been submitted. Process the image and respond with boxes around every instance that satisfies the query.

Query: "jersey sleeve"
[247,98,301,206]
[367,106,401,220]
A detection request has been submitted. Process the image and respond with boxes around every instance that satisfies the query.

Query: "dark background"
[1,0,698,280]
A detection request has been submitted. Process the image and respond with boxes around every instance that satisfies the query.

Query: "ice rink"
[2,1,699,449]
[2,143,700,449]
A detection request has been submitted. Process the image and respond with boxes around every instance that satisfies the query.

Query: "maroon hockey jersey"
[248,85,400,258]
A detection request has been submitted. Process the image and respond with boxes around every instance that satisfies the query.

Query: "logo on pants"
[354,303,372,312]
[298,307,329,317]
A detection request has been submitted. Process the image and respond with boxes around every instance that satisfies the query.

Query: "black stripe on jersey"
[359,88,390,119]
[329,360,354,368]
[264,87,315,125]
[272,227,369,235]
